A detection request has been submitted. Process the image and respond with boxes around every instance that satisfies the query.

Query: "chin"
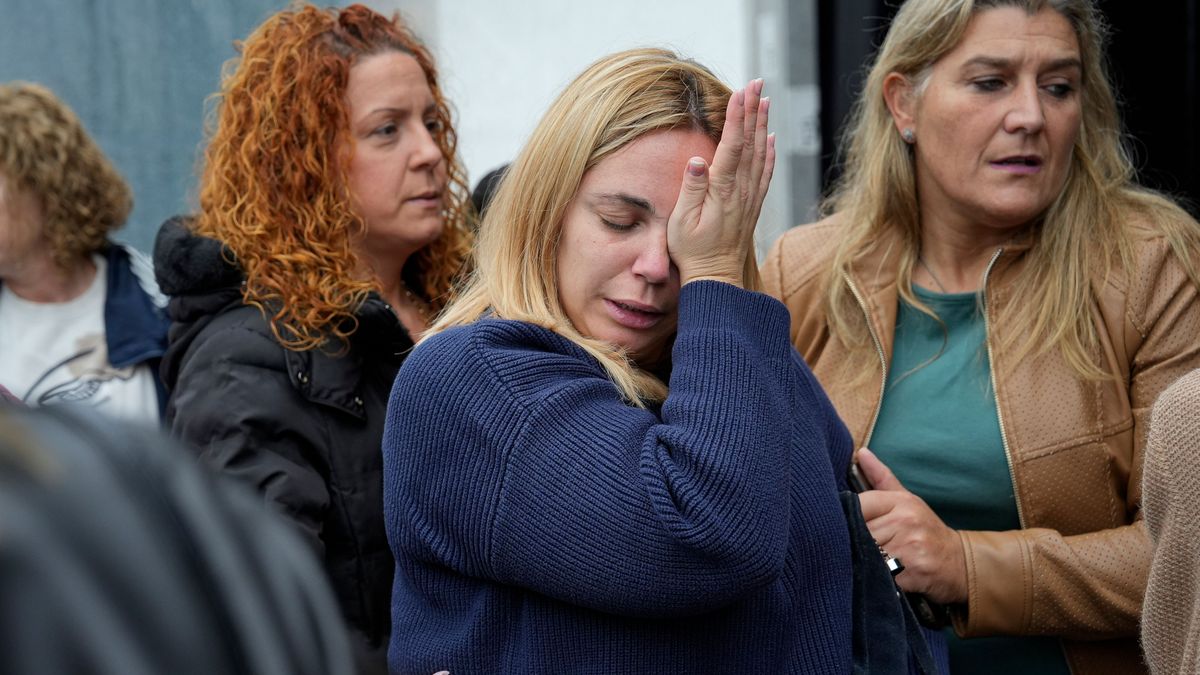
[391,217,445,250]
[623,336,673,367]
[981,202,1052,229]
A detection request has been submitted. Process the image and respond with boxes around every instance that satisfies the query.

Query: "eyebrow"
[961,55,1082,72]
[360,102,437,122]
[593,192,654,214]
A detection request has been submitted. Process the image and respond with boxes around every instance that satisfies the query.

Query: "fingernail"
[754,78,765,94]
[760,96,770,114]
[735,88,745,105]
[768,132,776,148]
[687,158,706,176]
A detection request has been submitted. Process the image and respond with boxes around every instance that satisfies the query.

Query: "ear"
[882,72,917,136]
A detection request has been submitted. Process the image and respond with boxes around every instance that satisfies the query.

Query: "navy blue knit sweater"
[383,281,853,674]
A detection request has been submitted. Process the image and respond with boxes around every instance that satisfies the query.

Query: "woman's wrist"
[682,274,744,288]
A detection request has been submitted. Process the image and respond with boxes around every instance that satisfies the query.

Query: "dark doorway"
[1101,0,1200,215]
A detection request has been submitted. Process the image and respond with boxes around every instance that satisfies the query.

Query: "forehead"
[942,6,1080,66]
[345,51,431,111]
[579,129,717,210]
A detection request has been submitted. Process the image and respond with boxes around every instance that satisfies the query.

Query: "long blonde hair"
[429,48,754,404]
[825,0,1200,378]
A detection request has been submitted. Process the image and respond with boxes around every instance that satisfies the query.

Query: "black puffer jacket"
[153,217,409,662]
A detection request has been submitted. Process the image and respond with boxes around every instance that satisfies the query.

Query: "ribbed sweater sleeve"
[1142,368,1200,674]
[384,281,839,618]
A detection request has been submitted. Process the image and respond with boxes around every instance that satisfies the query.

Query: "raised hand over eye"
[666,78,776,288]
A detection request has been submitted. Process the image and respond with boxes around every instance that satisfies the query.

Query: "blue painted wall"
[0,0,287,253]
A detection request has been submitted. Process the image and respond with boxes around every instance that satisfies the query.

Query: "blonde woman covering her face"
[382,49,861,674]
[764,0,1200,673]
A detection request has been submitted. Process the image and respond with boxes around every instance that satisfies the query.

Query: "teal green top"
[870,285,1070,675]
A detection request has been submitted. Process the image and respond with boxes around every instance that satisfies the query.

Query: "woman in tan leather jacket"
[763,0,1200,673]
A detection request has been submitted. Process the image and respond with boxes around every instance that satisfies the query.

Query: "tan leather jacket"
[763,217,1200,675]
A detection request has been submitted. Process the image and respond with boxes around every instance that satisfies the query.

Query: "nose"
[1003,81,1046,135]
[411,121,444,170]
[630,225,671,285]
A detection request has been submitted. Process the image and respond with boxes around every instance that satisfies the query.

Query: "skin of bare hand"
[856,448,969,604]
[666,78,776,287]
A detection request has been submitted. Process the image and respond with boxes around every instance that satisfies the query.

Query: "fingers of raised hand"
[709,86,747,180]
[738,79,764,180]
[750,97,772,196]
[759,132,777,202]
[739,132,776,235]
[668,158,710,234]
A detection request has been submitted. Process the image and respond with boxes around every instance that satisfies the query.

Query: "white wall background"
[379,0,751,185]
[367,0,820,255]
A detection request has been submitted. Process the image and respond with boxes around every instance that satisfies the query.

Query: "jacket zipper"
[842,272,888,448]
[846,254,1024,527]
[980,248,1025,528]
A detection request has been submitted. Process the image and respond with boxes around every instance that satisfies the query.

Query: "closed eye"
[600,217,636,232]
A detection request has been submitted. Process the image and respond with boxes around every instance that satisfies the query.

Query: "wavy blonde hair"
[0,82,132,268]
[195,3,471,351]
[429,48,754,405]
[825,0,1200,379]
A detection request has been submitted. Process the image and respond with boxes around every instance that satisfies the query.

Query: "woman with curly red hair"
[152,3,471,664]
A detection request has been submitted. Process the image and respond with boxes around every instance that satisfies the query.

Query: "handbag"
[840,490,948,675]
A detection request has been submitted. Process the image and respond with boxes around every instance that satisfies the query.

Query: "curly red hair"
[195,3,471,351]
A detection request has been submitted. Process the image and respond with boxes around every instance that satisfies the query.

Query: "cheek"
[558,233,596,296]
[1051,114,1082,172]
[555,230,586,310]
[350,154,399,200]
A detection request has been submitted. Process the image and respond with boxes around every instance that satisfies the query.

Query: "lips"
[406,190,442,205]
[604,298,666,330]
[990,155,1043,174]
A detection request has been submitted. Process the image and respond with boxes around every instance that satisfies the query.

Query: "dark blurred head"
[470,163,510,224]
[0,405,358,675]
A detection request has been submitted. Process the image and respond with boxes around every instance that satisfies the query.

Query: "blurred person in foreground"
[382,48,881,674]
[0,403,356,675]
[0,82,169,423]
[153,3,470,665]
[1141,368,1200,675]
[763,0,1200,673]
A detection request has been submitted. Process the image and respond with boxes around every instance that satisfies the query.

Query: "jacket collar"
[843,227,904,376]
[281,294,411,420]
[843,224,1038,368]
[103,244,170,369]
